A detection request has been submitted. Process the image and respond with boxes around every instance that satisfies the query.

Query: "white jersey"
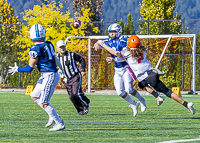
[118,48,153,81]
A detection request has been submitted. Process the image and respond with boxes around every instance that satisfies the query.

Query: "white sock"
[133,92,144,101]
[44,104,62,124]
[123,94,135,104]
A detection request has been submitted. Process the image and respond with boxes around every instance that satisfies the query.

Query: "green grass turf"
[0,92,200,143]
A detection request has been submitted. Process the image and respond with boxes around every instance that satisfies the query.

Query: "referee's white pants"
[30,72,59,104]
[114,66,134,97]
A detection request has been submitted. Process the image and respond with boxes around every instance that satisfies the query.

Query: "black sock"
[183,101,188,108]
[151,91,159,98]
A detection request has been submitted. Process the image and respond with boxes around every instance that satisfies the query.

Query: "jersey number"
[44,45,53,60]
[138,57,144,63]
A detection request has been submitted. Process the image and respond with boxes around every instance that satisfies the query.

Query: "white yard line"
[157,138,200,143]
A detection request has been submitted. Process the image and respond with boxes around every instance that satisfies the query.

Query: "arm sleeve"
[54,55,64,72]
[18,65,34,72]
[74,53,86,72]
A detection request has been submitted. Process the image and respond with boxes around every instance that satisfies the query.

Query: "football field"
[0,92,200,143]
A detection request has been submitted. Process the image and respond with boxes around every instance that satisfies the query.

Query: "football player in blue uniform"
[8,24,65,131]
[94,23,146,117]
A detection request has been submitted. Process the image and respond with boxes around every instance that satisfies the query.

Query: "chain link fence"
[1,19,200,93]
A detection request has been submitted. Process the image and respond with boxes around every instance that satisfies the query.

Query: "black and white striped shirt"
[57,51,86,79]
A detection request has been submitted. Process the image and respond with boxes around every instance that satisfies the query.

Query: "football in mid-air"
[72,19,81,29]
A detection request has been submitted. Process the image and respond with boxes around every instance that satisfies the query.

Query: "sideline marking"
[157,138,200,143]
[1,120,200,125]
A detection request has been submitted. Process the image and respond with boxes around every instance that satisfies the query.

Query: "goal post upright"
[169,34,196,94]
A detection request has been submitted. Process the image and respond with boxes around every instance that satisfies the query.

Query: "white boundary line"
[157,138,200,143]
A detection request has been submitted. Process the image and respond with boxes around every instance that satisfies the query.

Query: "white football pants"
[114,66,134,97]
[30,72,59,104]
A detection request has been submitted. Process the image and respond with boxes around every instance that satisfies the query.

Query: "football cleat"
[78,111,86,115]
[84,104,89,114]
[140,99,146,112]
[45,119,55,128]
[156,96,164,106]
[187,102,196,114]
[129,102,139,117]
[49,120,65,131]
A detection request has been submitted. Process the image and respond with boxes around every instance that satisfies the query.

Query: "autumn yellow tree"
[0,0,19,54]
[9,0,99,87]
[13,0,99,61]
[0,0,19,86]
[139,0,182,35]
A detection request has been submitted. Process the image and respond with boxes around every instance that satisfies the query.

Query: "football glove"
[94,40,105,51]
[58,69,65,78]
[63,77,68,83]
[8,62,18,75]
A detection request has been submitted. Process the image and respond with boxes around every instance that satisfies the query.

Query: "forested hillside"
[6,0,200,22]
[6,0,73,21]
[103,0,200,21]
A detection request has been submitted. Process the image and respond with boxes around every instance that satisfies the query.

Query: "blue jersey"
[104,36,128,68]
[29,41,58,72]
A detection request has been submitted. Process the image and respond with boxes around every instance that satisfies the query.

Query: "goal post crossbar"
[65,34,196,94]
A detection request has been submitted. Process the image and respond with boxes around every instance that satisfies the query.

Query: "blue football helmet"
[108,23,122,39]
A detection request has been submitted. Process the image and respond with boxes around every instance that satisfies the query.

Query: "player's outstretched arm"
[54,56,64,72]
[8,58,37,75]
[104,44,121,56]
[94,40,120,56]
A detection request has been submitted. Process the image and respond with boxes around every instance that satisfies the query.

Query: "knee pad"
[153,80,172,98]
[118,91,126,97]
[126,87,134,95]
[129,90,137,96]
[129,89,135,95]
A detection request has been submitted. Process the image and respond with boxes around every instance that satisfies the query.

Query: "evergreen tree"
[125,12,135,35]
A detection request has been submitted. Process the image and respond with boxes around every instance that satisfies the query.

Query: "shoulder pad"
[30,44,39,50]
[104,38,110,42]
[44,41,52,44]
[119,36,129,41]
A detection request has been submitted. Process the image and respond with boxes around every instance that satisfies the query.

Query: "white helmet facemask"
[108,23,122,40]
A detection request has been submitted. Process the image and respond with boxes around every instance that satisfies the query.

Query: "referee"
[56,40,90,115]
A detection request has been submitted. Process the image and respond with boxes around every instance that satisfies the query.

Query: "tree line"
[0,0,199,91]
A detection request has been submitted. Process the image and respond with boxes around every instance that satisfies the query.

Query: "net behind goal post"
[65,34,196,94]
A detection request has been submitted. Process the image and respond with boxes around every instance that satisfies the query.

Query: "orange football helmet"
[127,35,141,49]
